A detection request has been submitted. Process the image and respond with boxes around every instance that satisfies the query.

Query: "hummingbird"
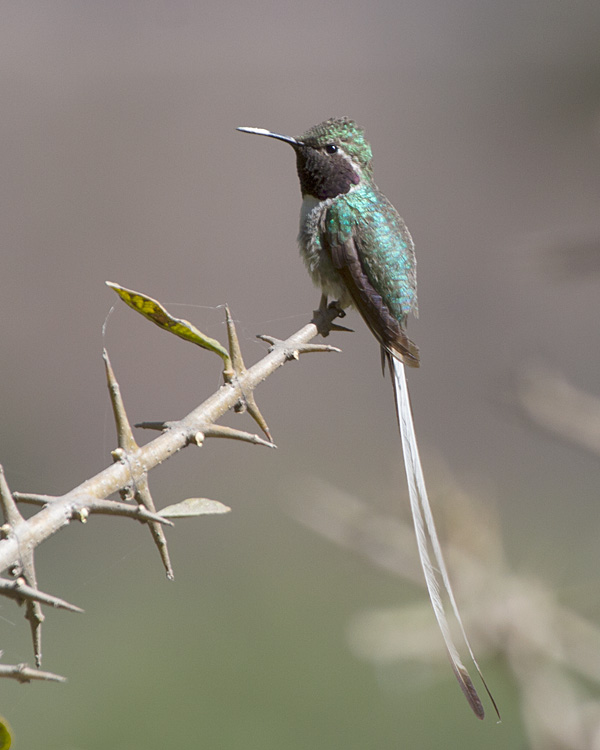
[238,118,498,720]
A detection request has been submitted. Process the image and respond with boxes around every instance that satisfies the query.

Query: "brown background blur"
[1,2,600,748]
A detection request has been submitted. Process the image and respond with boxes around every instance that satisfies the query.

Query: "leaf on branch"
[106,282,232,371]
[202,424,276,448]
[160,498,231,517]
[0,716,11,749]
[0,663,66,684]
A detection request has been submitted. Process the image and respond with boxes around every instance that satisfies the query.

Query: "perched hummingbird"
[238,118,498,720]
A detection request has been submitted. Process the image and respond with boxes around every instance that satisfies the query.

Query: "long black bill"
[237,127,302,146]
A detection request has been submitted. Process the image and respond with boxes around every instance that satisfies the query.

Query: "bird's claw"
[312,297,354,338]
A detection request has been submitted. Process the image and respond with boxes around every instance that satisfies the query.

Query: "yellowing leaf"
[160,498,231,517]
[106,282,231,368]
[0,717,12,750]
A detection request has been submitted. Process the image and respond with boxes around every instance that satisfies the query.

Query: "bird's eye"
[325,144,338,154]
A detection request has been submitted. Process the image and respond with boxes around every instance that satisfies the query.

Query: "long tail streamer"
[391,356,499,720]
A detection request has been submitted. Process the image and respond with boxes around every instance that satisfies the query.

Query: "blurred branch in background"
[0,284,341,683]
[292,476,600,749]
[518,364,600,458]
[541,229,600,280]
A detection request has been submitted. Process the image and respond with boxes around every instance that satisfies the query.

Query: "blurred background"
[1,1,600,747]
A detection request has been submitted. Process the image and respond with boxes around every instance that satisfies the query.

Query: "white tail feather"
[391,357,498,720]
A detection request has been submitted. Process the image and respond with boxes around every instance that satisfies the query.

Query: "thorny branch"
[517,364,600,458]
[0,285,342,682]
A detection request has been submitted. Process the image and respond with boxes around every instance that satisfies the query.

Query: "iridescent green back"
[326,186,418,323]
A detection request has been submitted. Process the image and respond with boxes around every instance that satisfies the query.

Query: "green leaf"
[106,282,232,368]
[0,717,12,750]
[160,498,231,517]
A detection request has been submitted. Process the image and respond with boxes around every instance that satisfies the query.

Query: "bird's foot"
[312,296,354,338]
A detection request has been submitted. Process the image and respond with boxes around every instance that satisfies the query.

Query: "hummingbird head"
[237,117,373,201]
